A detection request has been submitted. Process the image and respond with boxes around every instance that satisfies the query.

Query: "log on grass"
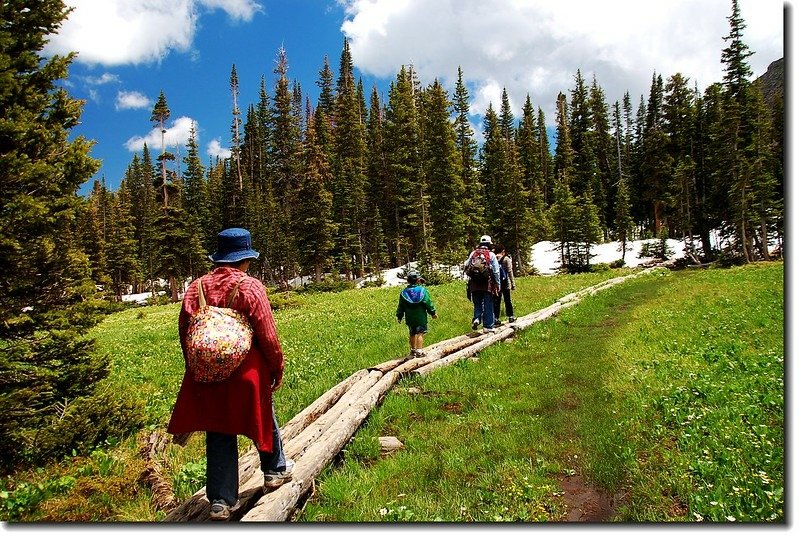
[283,370,384,461]
[242,371,400,521]
[413,327,515,376]
[281,369,370,442]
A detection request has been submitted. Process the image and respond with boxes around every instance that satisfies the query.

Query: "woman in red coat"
[167,228,293,521]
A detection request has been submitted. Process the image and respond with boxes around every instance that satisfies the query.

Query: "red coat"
[167,266,285,452]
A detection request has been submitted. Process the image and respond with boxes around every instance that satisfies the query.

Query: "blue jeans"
[471,290,495,328]
[205,407,287,506]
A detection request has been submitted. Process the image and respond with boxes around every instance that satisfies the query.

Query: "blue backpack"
[498,255,508,282]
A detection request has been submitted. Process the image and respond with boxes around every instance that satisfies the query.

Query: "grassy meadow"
[0,263,783,522]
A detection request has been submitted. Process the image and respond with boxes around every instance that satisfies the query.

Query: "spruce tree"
[453,67,483,247]
[421,79,465,263]
[294,108,336,281]
[384,66,424,264]
[105,184,142,299]
[640,73,673,234]
[331,40,369,276]
[0,0,142,470]
[366,85,390,270]
[270,47,303,283]
[588,77,614,236]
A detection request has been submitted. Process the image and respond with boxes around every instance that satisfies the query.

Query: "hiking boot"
[509,316,516,322]
[209,500,236,521]
[471,319,480,330]
[493,320,503,328]
[263,458,295,490]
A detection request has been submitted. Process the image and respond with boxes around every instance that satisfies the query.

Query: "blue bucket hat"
[209,228,260,263]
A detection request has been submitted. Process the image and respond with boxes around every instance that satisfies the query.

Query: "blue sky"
[43,0,785,195]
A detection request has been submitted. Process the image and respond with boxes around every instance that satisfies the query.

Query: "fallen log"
[281,369,370,442]
[413,327,515,376]
[283,370,384,462]
[241,371,401,521]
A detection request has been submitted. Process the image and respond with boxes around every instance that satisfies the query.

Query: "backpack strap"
[226,276,248,308]
[197,277,207,308]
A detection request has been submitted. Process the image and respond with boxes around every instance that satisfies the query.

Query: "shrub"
[609,259,626,269]
[590,262,611,273]
[297,278,356,294]
[361,276,386,288]
[266,291,303,310]
[716,247,747,268]
[0,476,76,520]
[30,386,145,466]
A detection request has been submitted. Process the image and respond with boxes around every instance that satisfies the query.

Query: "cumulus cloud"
[45,0,261,66]
[339,0,783,122]
[82,73,120,85]
[207,139,232,159]
[115,91,153,110]
[124,116,197,152]
[199,0,262,20]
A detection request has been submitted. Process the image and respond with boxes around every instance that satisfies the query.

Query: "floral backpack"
[185,276,253,383]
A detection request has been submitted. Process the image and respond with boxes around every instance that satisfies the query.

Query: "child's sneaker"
[509,316,516,322]
[411,349,426,357]
[263,458,295,490]
[209,499,237,521]
[471,319,480,330]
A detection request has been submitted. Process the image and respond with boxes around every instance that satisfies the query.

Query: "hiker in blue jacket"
[396,270,437,357]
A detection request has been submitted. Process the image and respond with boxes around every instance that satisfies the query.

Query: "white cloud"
[340,0,784,123]
[83,73,120,85]
[125,116,197,152]
[115,91,153,110]
[207,138,232,159]
[199,0,262,20]
[45,0,261,66]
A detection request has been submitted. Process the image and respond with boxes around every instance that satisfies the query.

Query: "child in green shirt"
[396,271,437,357]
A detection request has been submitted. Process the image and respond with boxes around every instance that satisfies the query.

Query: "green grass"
[1,264,783,522]
[298,263,784,522]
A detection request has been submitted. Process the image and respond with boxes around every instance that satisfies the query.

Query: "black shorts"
[408,325,428,336]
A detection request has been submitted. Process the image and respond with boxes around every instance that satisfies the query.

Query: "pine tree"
[479,103,503,229]
[365,85,390,271]
[453,67,483,247]
[270,47,303,283]
[294,107,336,281]
[499,87,515,140]
[614,176,635,262]
[80,180,111,289]
[0,1,142,470]
[421,79,465,263]
[640,73,673,234]
[573,192,603,271]
[588,77,614,236]
[105,184,142,299]
[384,66,424,264]
[536,107,553,205]
[331,40,369,276]
[549,177,579,270]
[148,92,199,299]
[568,70,596,198]
[553,92,574,187]
[182,124,212,274]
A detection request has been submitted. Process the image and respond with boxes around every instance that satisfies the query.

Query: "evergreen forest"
[0,0,784,473]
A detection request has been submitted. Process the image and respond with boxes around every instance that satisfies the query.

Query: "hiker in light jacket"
[464,235,501,332]
[396,270,437,357]
[492,244,516,325]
